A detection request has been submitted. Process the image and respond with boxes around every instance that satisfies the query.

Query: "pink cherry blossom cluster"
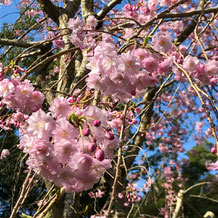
[86,42,158,102]
[47,31,65,49]
[0,111,27,130]
[108,109,137,131]
[0,78,44,114]
[118,183,142,207]
[19,98,119,192]
[0,0,12,6]
[206,161,218,171]
[182,56,218,85]
[0,149,10,159]
[68,16,98,50]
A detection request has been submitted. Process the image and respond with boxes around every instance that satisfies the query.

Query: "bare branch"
[64,0,81,18]
[37,0,63,24]
[161,6,218,18]
[21,47,80,80]
[172,190,184,218]
[190,195,218,204]
[97,0,122,20]
[0,38,47,48]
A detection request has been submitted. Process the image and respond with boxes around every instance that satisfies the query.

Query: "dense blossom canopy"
[0,0,217,217]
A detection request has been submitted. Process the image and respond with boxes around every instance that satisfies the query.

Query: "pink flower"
[52,118,78,143]
[54,141,76,164]
[196,121,204,131]
[68,17,83,32]
[70,152,93,171]
[152,32,172,53]
[49,97,71,118]
[142,56,158,72]
[118,193,124,199]
[205,60,218,76]
[183,55,199,72]
[95,189,104,198]
[0,149,10,159]
[160,0,173,7]
[0,79,15,98]
[27,109,55,139]
[86,15,98,29]
[118,51,140,75]
[53,38,65,48]
[207,161,218,171]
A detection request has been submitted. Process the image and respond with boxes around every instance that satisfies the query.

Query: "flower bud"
[82,127,90,136]
[93,119,101,127]
[105,131,115,140]
[118,193,124,199]
[88,142,97,152]
[95,149,104,161]
[14,69,19,74]
[131,118,137,124]
[211,145,217,154]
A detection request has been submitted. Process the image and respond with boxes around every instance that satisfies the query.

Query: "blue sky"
[0,2,20,27]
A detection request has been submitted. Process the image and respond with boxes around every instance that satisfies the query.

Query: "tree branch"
[161,6,218,18]
[64,0,81,18]
[81,0,94,20]
[37,0,63,24]
[97,0,122,20]
[0,38,47,48]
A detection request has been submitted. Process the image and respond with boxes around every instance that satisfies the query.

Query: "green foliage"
[183,141,217,186]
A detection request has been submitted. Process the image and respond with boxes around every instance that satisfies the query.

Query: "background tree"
[0,0,217,217]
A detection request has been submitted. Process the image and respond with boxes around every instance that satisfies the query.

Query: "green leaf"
[11,60,15,67]
[143,35,149,47]
[173,39,180,45]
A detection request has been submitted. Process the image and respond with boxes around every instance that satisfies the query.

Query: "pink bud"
[14,69,19,74]
[124,202,129,207]
[18,67,25,72]
[105,131,115,140]
[177,56,183,64]
[210,77,217,85]
[95,149,104,161]
[67,97,74,103]
[130,90,136,96]
[137,195,142,202]
[118,193,124,199]
[82,127,90,136]
[88,142,97,152]
[211,145,217,154]
[135,107,141,114]
[93,120,101,127]
[131,118,137,124]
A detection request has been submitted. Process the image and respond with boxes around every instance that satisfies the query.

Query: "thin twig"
[106,103,128,217]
